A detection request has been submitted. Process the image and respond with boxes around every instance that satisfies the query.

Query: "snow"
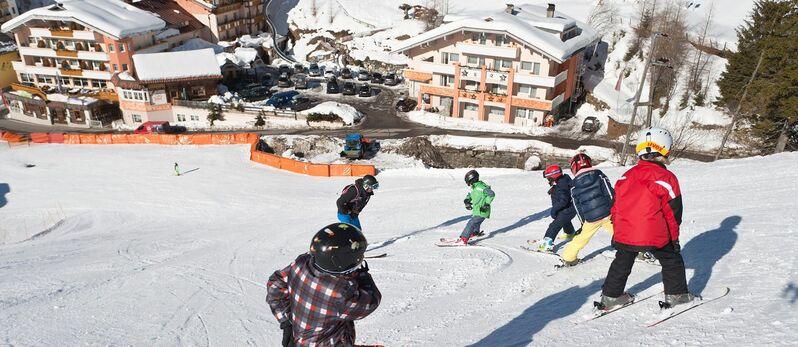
[153,28,179,41]
[0,40,16,53]
[300,101,364,125]
[1,144,796,345]
[407,110,552,136]
[427,134,618,163]
[171,38,225,54]
[1,0,166,39]
[393,4,599,63]
[132,48,222,81]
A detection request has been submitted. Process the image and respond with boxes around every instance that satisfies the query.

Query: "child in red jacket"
[598,127,694,311]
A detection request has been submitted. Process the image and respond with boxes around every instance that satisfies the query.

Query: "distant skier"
[599,127,694,310]
[336,175,379,229]
[559,153,615,266]
[174,162,180,176]
[267,222,381,346]
[455,170,495,245]
[535,164,576,252]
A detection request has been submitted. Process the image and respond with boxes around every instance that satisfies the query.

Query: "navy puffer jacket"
[550,175,576,220]
[570,168,615,222]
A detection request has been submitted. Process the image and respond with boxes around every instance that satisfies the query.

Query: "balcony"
[414,61,455,75]
[55,49,78,58]
[29,28,97,41]
[59,68,83,76]
[459,43,519,60]
[513,73,556,88]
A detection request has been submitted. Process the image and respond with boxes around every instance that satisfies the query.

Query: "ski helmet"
[362,174,379,191]
[569,153,593,174]
[636,127,673,158]
[543,164,563,180]
[310,223,368,274]
[464,170,479,186]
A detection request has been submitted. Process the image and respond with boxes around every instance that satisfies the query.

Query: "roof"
[132,48,222,82]
[392,4,599,63]
[1,0,166,39]
[131,0,205,34]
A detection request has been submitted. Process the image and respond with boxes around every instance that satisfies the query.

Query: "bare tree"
[587,0,620,39]
[311,0,318,17]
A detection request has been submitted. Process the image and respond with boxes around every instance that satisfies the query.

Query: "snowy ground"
[1,144,796,345]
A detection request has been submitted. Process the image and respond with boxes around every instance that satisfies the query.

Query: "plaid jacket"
[267,253,381,346]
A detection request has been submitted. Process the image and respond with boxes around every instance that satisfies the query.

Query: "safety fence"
[1,130,376,177]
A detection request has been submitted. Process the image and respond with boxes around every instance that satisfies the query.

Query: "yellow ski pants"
[561,216,614,262]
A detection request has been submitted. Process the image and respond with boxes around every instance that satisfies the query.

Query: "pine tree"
[207,104,225,127]
[716,0,798,152]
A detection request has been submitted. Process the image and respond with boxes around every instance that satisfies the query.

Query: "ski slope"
[0,144,796,345]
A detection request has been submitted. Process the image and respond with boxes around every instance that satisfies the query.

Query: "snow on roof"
[215,47,260,68]
[171,38,225,54]
[1,0,166,39]
[46,93,99,104]
[0,41,16,53]
[392,4,598,63]
[133,48,222,81]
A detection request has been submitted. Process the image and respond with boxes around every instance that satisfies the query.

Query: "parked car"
[265,90,300,108]
[324,69,337,80]
[342,81,356,95]
[277,75,292,88]
[278,64,292,76]
[358,84,371,97]
[582,116,600,133]
[340,133,380,159]
[384,73,400,86]
[133,121,186,134]
[370,72,384,84]
[326,79,341,94]
[240,85,273,100]
[340,67,353,79]
[308,63,321,77]
[293,63,306,74]
[287,95,311,111]
[261,74,273,87]
[293,74,308,89]
[395,97,418,112]
[357,70,370,81]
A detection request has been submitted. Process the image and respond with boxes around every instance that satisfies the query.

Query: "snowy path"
[0,144,796,345]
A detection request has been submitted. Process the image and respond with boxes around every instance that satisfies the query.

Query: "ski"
[600,250,661,266]
[364,253,387,259]
[645,287,731,327]
[580,290,664,323]
[519,245,560,257]
[436,237,470,247]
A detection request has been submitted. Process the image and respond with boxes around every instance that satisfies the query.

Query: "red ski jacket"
[611,160,683,250]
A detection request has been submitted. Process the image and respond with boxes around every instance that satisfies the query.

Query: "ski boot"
[658,293,697,309]
[637,251,655,262]
[453,236,470,246]
[537,237,554,252]
[472,230,485,237]
[558,227,582,241]
[557,258,581,268]
[594,293,635,311]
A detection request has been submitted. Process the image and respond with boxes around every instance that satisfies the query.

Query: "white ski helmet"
[636,127,673,157]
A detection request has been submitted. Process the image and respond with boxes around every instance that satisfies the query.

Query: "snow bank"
[301,101,364,125]
[407,110,551,136]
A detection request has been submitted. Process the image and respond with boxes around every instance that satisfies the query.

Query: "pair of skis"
[584,287,731,327]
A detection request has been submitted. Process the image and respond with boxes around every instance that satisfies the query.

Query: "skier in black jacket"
[336,175,379,229]
[535,164,576,252]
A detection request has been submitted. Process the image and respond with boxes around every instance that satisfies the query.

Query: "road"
[0,82,715,162]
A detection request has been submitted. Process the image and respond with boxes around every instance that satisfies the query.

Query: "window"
[113,64,118,72]
[440,74,454,87]
[464,103,478,111]
[119,43,125,52]
[132,114,142,123]
[190,115,199,121]
[494,34,507,46]
[466,56,485,66]
[472,32,486,44]
[191,86,206,96]
[487,106,504,116]
[516,108,532,119]
[122,64,128,71]
[92,80,108,89]
[464,80,479,91]
[489,84,507,95]
[177,114,186,122]
[518,84,537,98]
[108,44,114,52]
[441,52,459,64]
[493,59,511,70]
[73,78,88,87]
[20,73,35,83]
[533,62,541,75]
[521,61,533,70]
[28,37,37,45]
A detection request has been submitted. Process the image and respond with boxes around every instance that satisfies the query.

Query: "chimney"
[546,3,555,18]
[505,4,514,15]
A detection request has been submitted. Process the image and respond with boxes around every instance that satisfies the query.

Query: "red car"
[133,121,185,134]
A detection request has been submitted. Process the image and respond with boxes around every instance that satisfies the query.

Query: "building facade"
[174,0,265,42]
[393,4,598,127]
[0,0,19,25]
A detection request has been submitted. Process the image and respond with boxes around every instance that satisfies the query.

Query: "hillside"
[0,143,795,345]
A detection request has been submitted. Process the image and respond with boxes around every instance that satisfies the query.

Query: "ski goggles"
[364,182,379,190]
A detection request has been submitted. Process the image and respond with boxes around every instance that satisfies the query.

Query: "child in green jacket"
[457,170,495,245]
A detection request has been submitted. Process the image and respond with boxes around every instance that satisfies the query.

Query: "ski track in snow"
[0,144,796,345]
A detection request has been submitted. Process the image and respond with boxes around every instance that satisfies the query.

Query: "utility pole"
[619,32,662,165]
[714,50,764,161]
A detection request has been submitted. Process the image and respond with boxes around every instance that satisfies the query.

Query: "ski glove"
[280,321,293,347]
[479,205,490,213]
